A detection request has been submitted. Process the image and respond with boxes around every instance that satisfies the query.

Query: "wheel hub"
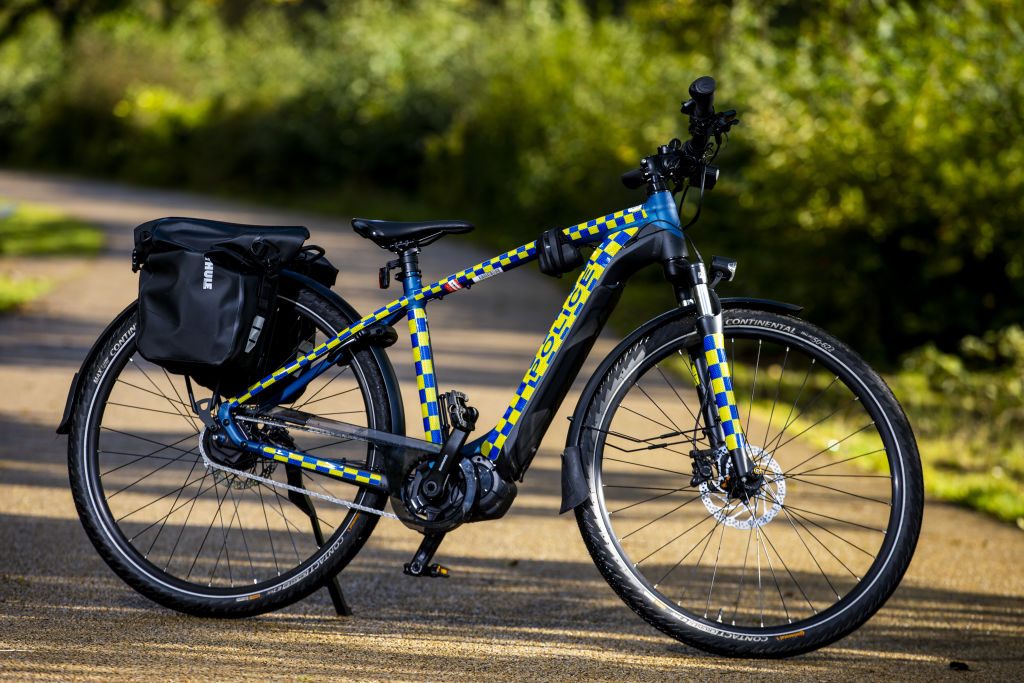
[699,445,785,529]
[200,424,277,490]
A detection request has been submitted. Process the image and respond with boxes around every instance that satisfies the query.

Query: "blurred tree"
[0,0,131,43]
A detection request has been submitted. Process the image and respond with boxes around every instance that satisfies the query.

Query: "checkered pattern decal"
[480,222,645,459]
[229,205,649,484]
[408,306,444,443]
[228,245,547,407]
[703,333,747,453]
[261,445,384,486]
[229,206,646,409]
[562,205,647,243]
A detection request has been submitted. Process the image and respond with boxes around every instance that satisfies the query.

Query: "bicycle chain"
[197,419,399,521]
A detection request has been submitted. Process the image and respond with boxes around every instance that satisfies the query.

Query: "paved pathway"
[0,170,1021,681]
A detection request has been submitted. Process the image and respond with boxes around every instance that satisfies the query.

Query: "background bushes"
[1,0,1021,519]
[3,0,1022,360]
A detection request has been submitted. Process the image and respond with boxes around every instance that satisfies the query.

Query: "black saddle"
[352,218,474,251]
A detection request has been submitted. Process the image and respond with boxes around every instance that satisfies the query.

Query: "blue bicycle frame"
[215,189,748,488]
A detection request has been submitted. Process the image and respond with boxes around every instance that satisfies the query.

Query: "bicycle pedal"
[403,562,450,578]
[440,391,478,433]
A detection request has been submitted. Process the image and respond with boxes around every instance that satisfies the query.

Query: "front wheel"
[574,309,923,657]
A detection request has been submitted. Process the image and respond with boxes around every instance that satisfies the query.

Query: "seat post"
[396,246,422,293]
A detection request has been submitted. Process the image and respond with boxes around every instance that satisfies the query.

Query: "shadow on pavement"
[1,508,1021,680]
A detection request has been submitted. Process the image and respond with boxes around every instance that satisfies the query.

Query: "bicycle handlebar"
[688,76,716,119]
[620,76,736,194]
[621,168,647,189]
[682,76,716,156]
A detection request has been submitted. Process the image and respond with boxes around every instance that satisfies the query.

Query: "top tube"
[223,192,681,425]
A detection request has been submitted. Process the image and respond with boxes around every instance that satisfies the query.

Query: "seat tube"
[399,249,445,445]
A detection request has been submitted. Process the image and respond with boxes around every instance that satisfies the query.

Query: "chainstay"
[197,429,399,520]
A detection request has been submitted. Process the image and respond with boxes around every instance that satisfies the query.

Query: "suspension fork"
[677,262,755,483]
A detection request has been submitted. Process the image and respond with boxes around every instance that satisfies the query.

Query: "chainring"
[397,456,477,532]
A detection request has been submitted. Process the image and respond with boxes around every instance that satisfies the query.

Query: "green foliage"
[1,0,1023,519]
[0,274,49,312]
[2,0,1020,361]
[0,199,105,255]
[893,328,1024,524]
[701,0,1024,360]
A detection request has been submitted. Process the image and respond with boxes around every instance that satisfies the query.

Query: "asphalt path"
[0,170,1021,681]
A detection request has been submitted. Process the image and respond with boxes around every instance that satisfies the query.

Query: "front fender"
[558,297,802,513]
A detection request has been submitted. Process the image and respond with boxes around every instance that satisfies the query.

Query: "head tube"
[641,191,683,236]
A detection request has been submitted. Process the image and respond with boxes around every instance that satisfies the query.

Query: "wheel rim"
[81,297,383,597]
[591,324,905,631]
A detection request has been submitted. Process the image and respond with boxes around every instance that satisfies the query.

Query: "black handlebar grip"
[621,168,646,189]
[689,76,716,119]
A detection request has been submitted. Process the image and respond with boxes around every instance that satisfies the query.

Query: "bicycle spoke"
[255,483,282,576]
[783,475,893,506]
[162,468,217,574]
[106,444,201,500]
[781,505,883,558]
[762,346,790,451]
[609,487,688,515]
[704,519,729,618]
[293,381,358,410]
[619,493,704,541]
[791,448,890,477]
[602,456,691,478]
[644,513,718,574]
[654,364,701,426]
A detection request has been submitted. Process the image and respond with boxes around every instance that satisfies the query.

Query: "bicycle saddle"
[351,218,474,251]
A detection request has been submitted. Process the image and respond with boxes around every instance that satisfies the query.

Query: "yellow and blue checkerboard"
[703,332,747,453]
[408,306,444,443]
[225,204,649,483]
[262,445,384,486]
[481,208,646,459]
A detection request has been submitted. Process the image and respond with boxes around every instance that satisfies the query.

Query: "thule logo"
[203,258,214,289]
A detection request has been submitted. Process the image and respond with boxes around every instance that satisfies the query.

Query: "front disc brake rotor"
[699,445,785,530]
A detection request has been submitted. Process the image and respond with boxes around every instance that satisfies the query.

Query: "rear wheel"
[575,309,923,656]
[67,284,394,616]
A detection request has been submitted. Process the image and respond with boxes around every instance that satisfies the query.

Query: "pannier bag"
[132,217,329,396]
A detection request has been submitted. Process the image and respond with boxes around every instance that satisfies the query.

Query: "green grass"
[890,346,1024,528]
[727,353,1024,528]
[0,275,51,311]
[0,199,105,256]
[0,198,104,312]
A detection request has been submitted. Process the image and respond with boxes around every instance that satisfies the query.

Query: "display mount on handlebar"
[621,76,740,196]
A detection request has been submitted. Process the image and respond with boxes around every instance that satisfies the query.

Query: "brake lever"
[711,110,739,147]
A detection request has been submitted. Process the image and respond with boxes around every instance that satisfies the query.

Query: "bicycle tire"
[574,308,923,657]
[67,283,394,617]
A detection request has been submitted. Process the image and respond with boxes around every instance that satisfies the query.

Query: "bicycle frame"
[215,188,748,490]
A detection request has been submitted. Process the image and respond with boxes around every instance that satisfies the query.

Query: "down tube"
[479,221,688,477]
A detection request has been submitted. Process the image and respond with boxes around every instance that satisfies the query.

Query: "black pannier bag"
[132,217,336,397]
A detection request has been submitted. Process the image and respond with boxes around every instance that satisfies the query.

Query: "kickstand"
[286,465,352,616]
[404,532,449,578]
